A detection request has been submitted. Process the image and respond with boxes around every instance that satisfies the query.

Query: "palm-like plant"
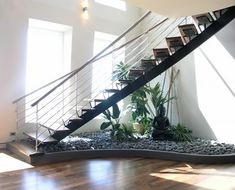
[128,86,149,122]
[112,61,130,81]
[145,83,174,115]
[100,104,120,135]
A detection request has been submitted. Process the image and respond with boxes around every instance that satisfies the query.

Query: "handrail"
[30,11,152,107]
[13,72,72,103]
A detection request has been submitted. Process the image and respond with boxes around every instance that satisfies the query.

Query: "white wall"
[176,20,235,143]
[0,0,141,143]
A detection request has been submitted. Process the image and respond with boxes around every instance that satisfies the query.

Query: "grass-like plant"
[172,124,193,142]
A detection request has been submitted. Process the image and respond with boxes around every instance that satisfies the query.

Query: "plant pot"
[133,122,144,135]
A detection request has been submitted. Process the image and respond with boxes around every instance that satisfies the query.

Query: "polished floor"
[0,150,235,190]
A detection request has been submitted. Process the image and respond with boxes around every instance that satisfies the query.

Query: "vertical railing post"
[75,74,78,112]
[35,104,39,152]
[15,102,19,141]
[111,44,116,89]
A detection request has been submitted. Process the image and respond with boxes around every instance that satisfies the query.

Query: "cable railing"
[13,10,196,151]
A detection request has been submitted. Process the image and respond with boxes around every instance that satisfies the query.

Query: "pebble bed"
[42,131,235,155]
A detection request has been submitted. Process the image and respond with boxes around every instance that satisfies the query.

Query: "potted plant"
[127,86,151,135]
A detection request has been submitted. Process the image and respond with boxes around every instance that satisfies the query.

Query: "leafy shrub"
[100,104,135,140]
[172,124,193,142]
[100,104,121,139]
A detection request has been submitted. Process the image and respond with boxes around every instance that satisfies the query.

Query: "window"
[92,31,125,118]
[26,19,72,93]
[25,19,72,123]
[92,31,118,95]
[95,0,126,11]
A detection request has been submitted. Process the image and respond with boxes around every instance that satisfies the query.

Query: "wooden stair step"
[193,13,214,31]
[213,8,228,19]
[118,79,133,84]
[141,59,156,67]
[153,48,170,63]
[166,37,184,54]
[93,99,105,106]
[104,89,119,93]
[7,141,43,157]
[64,119,83,130]
[69,117,83,123]
[128,69,144,76]
[178,24,198,43]
[81,108,95,113]
[94,99,105,102]
[23,131,58,144]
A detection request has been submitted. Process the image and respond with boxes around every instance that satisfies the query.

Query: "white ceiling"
[126,0,235,17]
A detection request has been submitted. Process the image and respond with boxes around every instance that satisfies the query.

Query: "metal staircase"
[13,7,235,151]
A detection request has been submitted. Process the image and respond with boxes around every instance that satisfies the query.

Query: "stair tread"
[178,24,198,43]
[195,14,213,23]
[70,118,83,122]
[7,141,42,156]
[213,9,228,19]
[82,108,95,111]
[104,89,119,93]
[153,48,170,56]
[118,79,133,83]
[166,37,184,53]
[141,60,156,67]
[129,68,144,71]
[24,131,58,143]
[166,37,184,45]
[94,99,105,102]
[128,69,144,76]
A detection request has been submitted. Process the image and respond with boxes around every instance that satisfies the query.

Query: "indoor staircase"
[13,7,235,151]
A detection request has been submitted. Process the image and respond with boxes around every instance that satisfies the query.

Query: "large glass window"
[26,19,72,93]
[92,31,118,95]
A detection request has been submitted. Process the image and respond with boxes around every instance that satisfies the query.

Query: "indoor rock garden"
[39,63,235,156]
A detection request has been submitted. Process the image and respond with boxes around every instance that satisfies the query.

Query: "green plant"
[100,104,122,140]
[121,123,136,139]
[145,83,174,116]
[141,117,153,135]
[172,124,193,142]
[127,86,153,135]
[112,61,130,81]
[128,86,149,122]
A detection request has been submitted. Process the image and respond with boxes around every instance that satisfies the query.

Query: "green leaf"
[100,122,112,130]
[112,104,120,119]
[102,109,111,120]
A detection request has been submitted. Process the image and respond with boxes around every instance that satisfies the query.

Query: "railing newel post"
[35,104,39,152]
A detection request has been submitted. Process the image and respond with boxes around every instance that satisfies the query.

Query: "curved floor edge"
[30,149,235,165]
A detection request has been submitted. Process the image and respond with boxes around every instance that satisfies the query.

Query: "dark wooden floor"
[1,151,235,190]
